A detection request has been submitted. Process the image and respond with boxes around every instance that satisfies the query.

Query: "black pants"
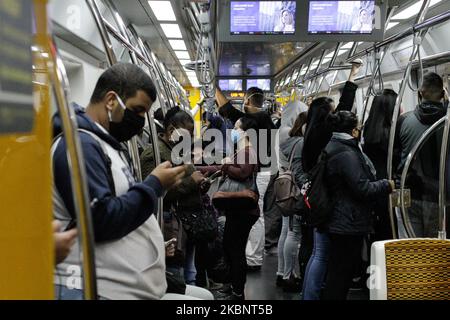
[322,233,364,300]
[194,242,211,287]
[223,211,258,294]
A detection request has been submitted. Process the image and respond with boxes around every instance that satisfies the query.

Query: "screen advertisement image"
[230,1,296,35]
[219,79,243,91]
[247,79,271,91]
[308,1,375,34]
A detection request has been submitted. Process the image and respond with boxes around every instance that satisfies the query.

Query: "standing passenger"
[322,111,394,300]
[395,72,447,237]
[216,117,259,300]
[302,62,362,300]
[216,87,276,270]
[362,89,398,241]
[277,112,308,291]
[140,107,210,288]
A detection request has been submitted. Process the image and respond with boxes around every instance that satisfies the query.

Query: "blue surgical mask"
[231,129,242,144]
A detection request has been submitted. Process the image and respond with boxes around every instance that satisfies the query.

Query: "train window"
[319,49,336,71]
[291,67,300,85]
[309,58,320,73]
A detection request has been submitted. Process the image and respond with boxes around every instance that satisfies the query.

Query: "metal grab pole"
[400,117,446,238]
[50,43,98,300]
[129,25,166,229]
[360,46,390,132]
[387,0,433,239]
[86,0,117,66]
[438,100,450,239]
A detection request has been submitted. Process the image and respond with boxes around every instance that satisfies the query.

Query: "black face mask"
[109,108,145,142]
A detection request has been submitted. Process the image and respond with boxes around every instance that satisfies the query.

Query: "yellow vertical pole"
[185,86,202,138]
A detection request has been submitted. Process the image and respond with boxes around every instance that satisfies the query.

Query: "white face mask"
[170,127,191,144]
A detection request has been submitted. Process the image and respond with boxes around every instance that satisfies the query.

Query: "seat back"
[370,239,450,300]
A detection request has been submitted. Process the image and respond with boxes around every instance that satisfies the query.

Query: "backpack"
[301,151,335,227]
[273,139,302,217]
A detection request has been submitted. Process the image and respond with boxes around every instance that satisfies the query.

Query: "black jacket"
[303,81,358,172]
[324,137,391,235]
[395,101,446,174]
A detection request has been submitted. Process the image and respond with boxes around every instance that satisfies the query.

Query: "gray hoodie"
[280,136,306,187]
[278,100,308,146]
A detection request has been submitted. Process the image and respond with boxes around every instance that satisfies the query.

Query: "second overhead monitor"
[308,1,376,34]
[247,79,271,91]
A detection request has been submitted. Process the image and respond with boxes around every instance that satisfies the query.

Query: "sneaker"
[282,277,302,293]
[218,283,232,294]
[208,279,223,291]
[264,246,278,255]
[349,277,366,291]
[216,291,245,301]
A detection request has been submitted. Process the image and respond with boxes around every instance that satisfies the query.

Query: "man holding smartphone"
[52,63,186,300]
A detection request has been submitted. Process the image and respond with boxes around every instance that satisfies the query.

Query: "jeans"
[184,241,196,285]
[302,229,331,300]
[277,215,302,279]
[322,233,364,300]
[55,285,83,300]
[223,210,258,295]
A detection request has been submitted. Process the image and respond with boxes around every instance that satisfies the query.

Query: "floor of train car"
[243,253,369,300]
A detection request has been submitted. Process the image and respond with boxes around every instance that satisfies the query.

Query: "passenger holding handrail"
[301,62,362,300]
[52,63,186,300]
[321,111,394,300]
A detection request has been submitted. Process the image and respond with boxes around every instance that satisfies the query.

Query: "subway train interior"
[1,0,450,302]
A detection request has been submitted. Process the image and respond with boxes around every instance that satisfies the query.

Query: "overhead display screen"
[219,79,243,91]
[247,79,271,91]
[230,1,296,35]
[308,1,375,34]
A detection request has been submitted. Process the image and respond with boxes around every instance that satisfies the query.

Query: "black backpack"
[301,151,335,227]
[176,194,218,243]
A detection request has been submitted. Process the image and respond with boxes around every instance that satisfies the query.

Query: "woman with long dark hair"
[363,89,398,179]
[362,89,398,242]
[301,62,362,300]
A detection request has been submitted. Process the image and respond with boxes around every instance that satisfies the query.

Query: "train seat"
[369,239,450,300]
